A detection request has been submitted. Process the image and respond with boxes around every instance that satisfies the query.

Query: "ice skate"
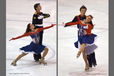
[77,51,81,58]
[85,64,89,71]
[11,61,17,66]
[39,57,47,65]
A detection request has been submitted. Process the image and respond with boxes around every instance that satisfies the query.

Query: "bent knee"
[45,47,49,52]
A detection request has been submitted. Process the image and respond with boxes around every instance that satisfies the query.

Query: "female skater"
[65,15,97,70]
[9,23,55,66]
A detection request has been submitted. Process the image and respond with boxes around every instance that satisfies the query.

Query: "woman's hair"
[86,15,94,29]
[25,23,31,33]
[88,15,93,19]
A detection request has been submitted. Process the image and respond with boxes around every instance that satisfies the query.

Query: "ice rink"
[6,0,56,76]
[58,0,108,76]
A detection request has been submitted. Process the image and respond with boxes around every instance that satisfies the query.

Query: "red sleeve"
[65,21,79,26]
[85,24,92,36]
[9,32,32,41]
[88,24,92,30]
[35,24,55,33]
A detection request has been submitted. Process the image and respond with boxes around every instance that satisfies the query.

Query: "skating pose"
[10,23,55,66]
[65,5,97,68]
[32,3,50,61]
[65,15,97,70]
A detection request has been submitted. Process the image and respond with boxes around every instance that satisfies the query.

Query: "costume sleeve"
[42,13,50,18]
[65,21,79,26]
[9,32,32,41]
[72,16,78,22]
[64,16,78,27]
[35,24,55,33]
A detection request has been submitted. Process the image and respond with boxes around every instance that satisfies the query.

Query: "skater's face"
[80,9,86,15]
[36,5,42,11]
[86,16,93,22]
[30,24,35,30]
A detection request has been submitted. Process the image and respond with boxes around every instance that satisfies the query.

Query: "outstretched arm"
[9,32,32,41]
[65,21,80,27]
[35,24,56,33]
[42,13,50,18]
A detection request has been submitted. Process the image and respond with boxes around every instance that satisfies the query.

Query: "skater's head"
[34,3,42,12]
[80,5,87,16]
[25,23,35,33]
[86,15,93,22]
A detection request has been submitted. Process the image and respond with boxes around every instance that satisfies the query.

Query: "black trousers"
[87,52,97,67]
[33,26,43,61]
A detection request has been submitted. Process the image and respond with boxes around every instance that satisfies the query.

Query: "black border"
[0,0,6,76]
[109,0,114,76]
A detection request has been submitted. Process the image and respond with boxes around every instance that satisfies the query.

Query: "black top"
[32,12,50,25]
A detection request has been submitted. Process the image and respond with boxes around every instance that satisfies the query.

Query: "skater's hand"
[63,22,68,27]
[9,38,16,41]
[51,24,56,27]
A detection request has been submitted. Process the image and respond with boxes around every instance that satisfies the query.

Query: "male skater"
[32,3,50,61]
[65,5,97,67]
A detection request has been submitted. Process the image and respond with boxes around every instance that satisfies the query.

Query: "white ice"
[6,0,56,76]
[58,0,108,76]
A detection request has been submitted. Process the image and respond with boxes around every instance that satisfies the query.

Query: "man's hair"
[80,5,87,11]
[34,3,40,10]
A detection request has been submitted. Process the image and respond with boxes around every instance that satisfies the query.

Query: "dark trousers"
[33,26,43,61]
[87,52,97,67]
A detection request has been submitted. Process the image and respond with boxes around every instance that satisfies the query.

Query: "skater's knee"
[44,47,48,52]
[22,53,28,55]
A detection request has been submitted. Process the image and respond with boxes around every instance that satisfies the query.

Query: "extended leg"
[82,50,89,70]
[11,53,28,66]
[77,43,86,58]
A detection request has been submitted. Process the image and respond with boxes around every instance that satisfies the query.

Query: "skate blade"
[39,62,47,65]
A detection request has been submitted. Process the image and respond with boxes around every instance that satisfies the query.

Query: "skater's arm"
[42,13,50,18]
[9,32,32,41]
[35,24,56,33]
[65,21,80,26]
[64,16,78,27]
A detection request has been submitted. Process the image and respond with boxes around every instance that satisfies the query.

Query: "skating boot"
[11,61,17,66]
[39,57,47,65]
[85,64,89,71]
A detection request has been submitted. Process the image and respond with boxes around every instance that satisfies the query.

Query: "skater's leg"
[87,54,92,67]
[33,31,43,61]
[77,43,89,70]
[39,30,43,45]
[33,53,41,61]
[40,48,48,64]
[77,43,86,58]
[11,53,28,66]
[82,50,89,70]
[91,52,97,67]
